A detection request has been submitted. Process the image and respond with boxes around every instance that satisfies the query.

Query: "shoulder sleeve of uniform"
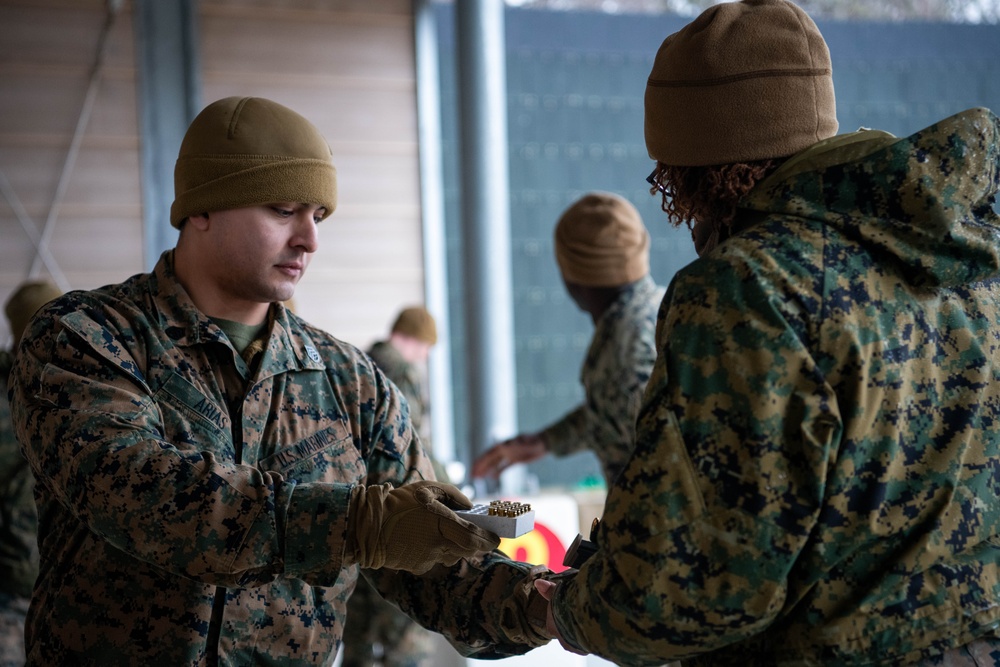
[541,405,591,455]
[320,339,438,488]
[365,555,552,658]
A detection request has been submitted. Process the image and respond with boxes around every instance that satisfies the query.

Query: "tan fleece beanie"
[392,307,438,345]
[170,97,337,228]
[554,192,650,287]
[5,280,62,345]
[645,0,838,166]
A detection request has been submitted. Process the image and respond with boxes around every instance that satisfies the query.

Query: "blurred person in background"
[472,192,664,488]
[1,280,61,667]
[342,306,448,667]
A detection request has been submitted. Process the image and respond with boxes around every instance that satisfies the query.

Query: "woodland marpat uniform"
[1,280,60,665]
[0,349,37,599]
[0,349,35,663]
[541,274,664,484]
[341,337,438,667]
[0,350,37,601]
[9,251,547,666]
[553,108,1000,665]
[367,340,429,441]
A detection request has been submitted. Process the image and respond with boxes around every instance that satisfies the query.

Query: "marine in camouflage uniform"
[0,281,61,667]
[474,193,665,487]
[540,273,664,485]
[8,97,551,666]
[343,309,442,667]
[367,341,430,443]
[547,2,1000,665]
[0,349,32,667]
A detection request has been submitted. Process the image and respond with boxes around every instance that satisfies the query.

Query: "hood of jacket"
[740,107,1000,288]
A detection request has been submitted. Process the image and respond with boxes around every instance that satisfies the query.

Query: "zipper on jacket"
[206,394,246,665]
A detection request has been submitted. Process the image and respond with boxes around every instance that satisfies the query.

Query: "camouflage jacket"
[367,340,428,439]
[553,107,1000,665]
[8,251,548,666]
[0,349,39,599]
[541,275,665,484]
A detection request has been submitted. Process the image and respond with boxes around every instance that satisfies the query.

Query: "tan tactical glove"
[345,480,500,574]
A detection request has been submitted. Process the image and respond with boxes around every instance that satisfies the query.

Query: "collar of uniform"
[595,274,656,330]
[150,250,229,349]
[149,250,326,374]
[268,304,327,374]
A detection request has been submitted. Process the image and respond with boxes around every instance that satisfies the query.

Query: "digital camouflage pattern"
[341,574,435,667]
[542,274,665,485]
[0,350,35,666]
[0,351,38,600]
[552,108,1000,665]
[917,637,1000,666]
[365,341,429,442]
[0,593,29,667]
[8,251,550,666]
[341,339,436,667]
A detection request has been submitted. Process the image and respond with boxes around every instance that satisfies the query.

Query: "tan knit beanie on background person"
[170,96,337,228]
[645,0,838,167]
[5,280,63,346]
[554,192,650,287]
[392,307,438,345]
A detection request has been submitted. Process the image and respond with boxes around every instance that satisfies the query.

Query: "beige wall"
[0,0,144,344]
[0,0,426,352]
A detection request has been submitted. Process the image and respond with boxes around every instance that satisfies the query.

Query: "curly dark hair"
[648,158,786,242]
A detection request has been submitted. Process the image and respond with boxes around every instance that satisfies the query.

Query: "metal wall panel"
[437,6,1000,489]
